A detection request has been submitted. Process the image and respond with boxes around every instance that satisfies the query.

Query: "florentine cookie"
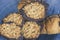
[1,23,21,39]
[22,21,40,38]
[23,2,45,19]
[3,13,23,26]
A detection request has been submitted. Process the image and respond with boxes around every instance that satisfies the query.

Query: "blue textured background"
[0,0,60,40]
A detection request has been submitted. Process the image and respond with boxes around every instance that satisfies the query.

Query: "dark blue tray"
[0,0,60,40]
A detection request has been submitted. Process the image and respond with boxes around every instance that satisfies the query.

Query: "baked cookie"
[23,2,45,20]
[22,21,40,38]
[42,15,60,34]
[3,13,23,26]
[1,23,21,39]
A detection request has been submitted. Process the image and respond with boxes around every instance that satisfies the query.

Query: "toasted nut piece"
[18,0,31,10]
[18,2,25,10]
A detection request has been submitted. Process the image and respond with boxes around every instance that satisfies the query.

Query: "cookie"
[42,15,60,34]
[22,21,40,38]
[22,2,45,20]
[1,23,21,39]
[3,13,23,26]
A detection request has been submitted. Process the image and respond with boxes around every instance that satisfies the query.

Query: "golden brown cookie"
[23,2,45,19]
[1,23,21,39]
[22,21,40,38]
[41,15,60,34]
[3,13,23,26]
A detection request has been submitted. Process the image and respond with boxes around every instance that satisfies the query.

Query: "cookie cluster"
[0,13,22,39]
[0,13,41,39]
[0,0,60,40]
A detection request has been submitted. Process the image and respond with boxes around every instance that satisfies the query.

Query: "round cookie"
[42,15,60,34]
[22,21,40,39]
[0,23,21,39]
[22,2,45,20]
[3,13,23,26]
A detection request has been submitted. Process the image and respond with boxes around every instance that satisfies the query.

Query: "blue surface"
[45,0,60,16]
[0,36,7,40]
[0,0,60,40]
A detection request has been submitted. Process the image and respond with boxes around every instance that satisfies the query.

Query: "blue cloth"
[0,36,7,40]
[45,0,60,16]
[0,0,19,21]
[0,0,60,40]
